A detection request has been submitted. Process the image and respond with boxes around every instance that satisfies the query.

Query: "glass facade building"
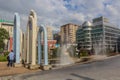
[76,21,92,51]
[76,16,120,54]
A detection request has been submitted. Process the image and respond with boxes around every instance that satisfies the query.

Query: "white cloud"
[106,5,118,16]
[0,0,120,31]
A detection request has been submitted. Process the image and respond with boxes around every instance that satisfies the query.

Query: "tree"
[0,28,9,52]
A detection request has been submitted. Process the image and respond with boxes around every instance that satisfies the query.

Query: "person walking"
[8,50,14,67]
[7,55,10,67]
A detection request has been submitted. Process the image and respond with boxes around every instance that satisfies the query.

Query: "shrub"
[0,51,9,62]
[0,55,7,62]
[80,52,88,57]
[4,51,9,56]
[78,48,89,57]
[52,48,59,58]
[0,48,4,53]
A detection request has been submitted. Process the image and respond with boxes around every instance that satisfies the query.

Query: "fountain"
[93,41,103,55]
[51,44,75,66]
[93,38,107,60]
[59,45,74,65]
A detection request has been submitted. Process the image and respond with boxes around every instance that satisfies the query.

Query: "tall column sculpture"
[20,31,23,62]
[38,30,41,65]
[26,10,50,70]
[38,25,48,65]
[26,24,30,64]
[37,25,52,70]
[13,13,21,66]
[26,10,37,68]
[23,33,27,63]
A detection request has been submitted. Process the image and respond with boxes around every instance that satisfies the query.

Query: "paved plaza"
[0,55,120,80]
[0,62,40,77]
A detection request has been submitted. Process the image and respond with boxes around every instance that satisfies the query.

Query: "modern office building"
[46,26,53,40]
[76,16,120,54]
[92,16,120,53]
[60,23,79,45]
[76,21,93,51]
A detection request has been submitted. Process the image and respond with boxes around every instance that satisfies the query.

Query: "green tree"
[78,48,88,58]
[0,28,9,52]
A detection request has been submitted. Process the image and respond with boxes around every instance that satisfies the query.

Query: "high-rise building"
[41,26,53,40]
[76,16,120,54]
[46,26,53,40]
[60,23,79,45]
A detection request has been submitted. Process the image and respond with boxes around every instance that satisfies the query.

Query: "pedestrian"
[8,50,14,67]
[7,55,10,67]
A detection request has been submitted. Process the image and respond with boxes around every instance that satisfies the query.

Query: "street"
[1,55,120,80]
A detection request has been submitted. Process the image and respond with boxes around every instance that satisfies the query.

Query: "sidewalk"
[0,62,40,77]
[0,55,119,77]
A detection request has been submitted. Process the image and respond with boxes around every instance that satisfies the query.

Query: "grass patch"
[0,55,7,62]
[0,52,9,62]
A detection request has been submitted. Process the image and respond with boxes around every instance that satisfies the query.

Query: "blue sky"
[0,0,120,31]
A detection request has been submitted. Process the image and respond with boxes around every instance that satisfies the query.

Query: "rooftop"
[61,23,79,27]
[82,21,93,27]
[0,19,13,24]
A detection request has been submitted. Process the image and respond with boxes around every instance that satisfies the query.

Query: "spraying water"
[93,39,107,59]
[59,45,74,65]
[93,42,102,55]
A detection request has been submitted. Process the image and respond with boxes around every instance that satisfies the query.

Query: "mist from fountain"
[93,41,102,55]
[93,39,107,59]
[59,45,74,65]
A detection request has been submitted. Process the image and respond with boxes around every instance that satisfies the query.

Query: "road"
[1,55,120,80]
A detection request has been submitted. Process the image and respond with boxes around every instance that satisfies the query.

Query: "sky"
[0,0,120,31]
